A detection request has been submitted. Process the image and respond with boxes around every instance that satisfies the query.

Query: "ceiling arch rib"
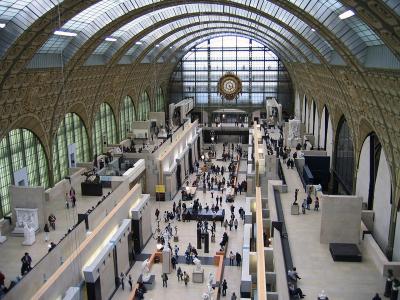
[0,0,64,58]
[112,19,309,65]
[89,12,310,65]
[130,24,299,64]
[29,2,336,67]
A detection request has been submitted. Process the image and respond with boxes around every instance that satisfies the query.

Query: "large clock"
[218,73,242,101]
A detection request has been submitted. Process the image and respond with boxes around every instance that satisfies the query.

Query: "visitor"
[229,251,235,266]
[288,267,301,282]
[234,218,238,230]
[306,195,312,210]
[294,188,299,204]
[224,219,228,230]
[372,293,382,300]
[171,256,177,269]
[48,214,56,230]
[128,274,133,291]
[231,292,237,300]
[44,222,50,242]
[174,245,179,258]
[301,199,307,214]
[20,252,32,275]
[65,192,70,209]
[288,282,305,298]
[177,267,183,281]
[235,252,242,266]
[229,219,233,231]
[48,242,56,252]
[120,272,125,290]
[155,208,160,220]
[222,279,228,296]
[183,271,189,286]
[161,273,168,287]
[314,197,320,211]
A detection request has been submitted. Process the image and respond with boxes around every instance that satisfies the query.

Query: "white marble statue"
[22,222,35,246]
[288,119,301,140]
[208,272,215,286]
[141,259,151,282]
[193,257,202,272]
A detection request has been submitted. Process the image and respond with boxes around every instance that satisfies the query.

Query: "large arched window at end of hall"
[333,116,355,195]
[155,87,165,112]
[169,36,293,114]
[52,113,90,183]
[120,96,136,140]
[92,103,117,156]
[0,129,49,217]
[138,91,150,121]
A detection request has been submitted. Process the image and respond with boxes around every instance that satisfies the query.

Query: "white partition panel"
[356,136,370,205]
[373,150,391,251]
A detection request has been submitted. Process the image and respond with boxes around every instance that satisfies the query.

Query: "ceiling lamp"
[105,37,117,42]
[339,10,355,20]
[0,23,6,28]
[135,41,143,45]
[311,28,316,32]
[54,30,77,37]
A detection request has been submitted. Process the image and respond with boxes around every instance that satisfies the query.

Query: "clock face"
[223,79,237,94]
[218,73,242,101]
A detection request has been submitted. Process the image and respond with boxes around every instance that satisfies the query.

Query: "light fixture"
[339,10,354,20]
[135,41,143,45]
[0,23,6,29]
[311,28,316,32]
[105,37,117,42]
[170,46,173,49]
[54,30,77,37]
[201,154,205,160]
[155,44,160,47]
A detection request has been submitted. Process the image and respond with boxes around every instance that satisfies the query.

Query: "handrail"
[255,186,267,300]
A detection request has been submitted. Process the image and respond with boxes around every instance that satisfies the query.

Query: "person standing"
[65,192,70,209]
[162,273,168,287]
[228,219,233,231]
[48,214,56,230]
[231,292,237,300]
[234,219,238,231]
[222,279,228,296]
[171,256,177,270]
[120,272,125,290]
[229,251,235,266]
[21,252,32,275]
[235,252,242,267]
[128,274,133,291]
[301,199,306,214]
[155,208,160,220]
[177,267,183,281]
[44,223,50,242]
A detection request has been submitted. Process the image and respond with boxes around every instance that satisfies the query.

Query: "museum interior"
[0,1,400,300]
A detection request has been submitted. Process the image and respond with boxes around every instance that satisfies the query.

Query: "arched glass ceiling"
[115,17,311,64]
[152,28,298,64]
[39,3,328,64]
[384,0,400,15]
[132,25,301,64]
[0,0,62,58]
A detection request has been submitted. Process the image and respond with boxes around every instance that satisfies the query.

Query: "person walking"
[177,267,183,281]
[128,275,133,291]
[314,197,320,211]
[44,223,50,242]
[224,219,228,230]
[301,199,307,214]
[20,252,32,275]
[171,256,177,270]
[234,218,238,231]
[155,208,160,220]
[228,219,233,231]
[174,245,179,258]
[120,272,125,290]
[65,192,70,209]
[161,273,168,287]
[235,252,242,267]
[372,293,382,300]
[229,251,235,266]
[183,271,189,286]
[48,214,56,230]
[231,292,237,300]
[222,279,228,296]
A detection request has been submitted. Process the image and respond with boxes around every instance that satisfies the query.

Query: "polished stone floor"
[280,158,385,300]
[0,185,111,286]
[113,143,246,300]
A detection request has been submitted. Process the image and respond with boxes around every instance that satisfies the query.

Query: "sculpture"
[193,257,202,272]
[22,222,35,246]
[141,259,151,282]
[208,272,215,286]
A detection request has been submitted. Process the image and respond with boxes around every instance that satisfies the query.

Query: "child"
[314,197,320,211]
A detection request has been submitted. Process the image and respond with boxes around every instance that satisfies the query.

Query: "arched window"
[0,129,49,217]
[120,96,136,139]
[155,87,165,112]
[92,103,117,155]
[52,113,90,183]
[333,117,355,195]
[138,91,150,121]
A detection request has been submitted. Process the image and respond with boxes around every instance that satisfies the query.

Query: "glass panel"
[92,103,117,155]
[120,96,136,139]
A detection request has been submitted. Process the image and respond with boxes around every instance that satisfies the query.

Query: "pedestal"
[174,235,179,242]
[22,229,35,246]
[192,269,204,283]
[291,204,299,215]
[211,235,216,243]
[162,248,172,274]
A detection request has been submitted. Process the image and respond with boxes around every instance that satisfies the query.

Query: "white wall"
[294,91,301,119]
[313,107,319,147]
[373,150,391,251]
[393,212,400,261]
[356,136,371,204]
[301,95,306,123]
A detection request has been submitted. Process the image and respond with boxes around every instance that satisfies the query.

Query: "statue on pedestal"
[22,222,35,246]
[141,259,151,282]
[193,257,202,272]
